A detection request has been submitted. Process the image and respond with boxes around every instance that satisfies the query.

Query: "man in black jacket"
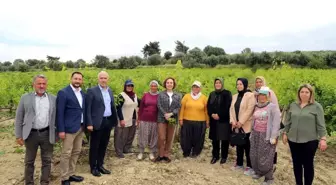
[86,71,117,177]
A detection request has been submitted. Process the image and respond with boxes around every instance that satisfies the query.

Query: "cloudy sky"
[0,0,335,62]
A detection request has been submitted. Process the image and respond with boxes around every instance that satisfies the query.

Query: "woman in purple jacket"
[137,80,159,161]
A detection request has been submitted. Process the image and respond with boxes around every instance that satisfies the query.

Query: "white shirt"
[167,92,173,105]
[34,93,50,129]
[70,84,83,123]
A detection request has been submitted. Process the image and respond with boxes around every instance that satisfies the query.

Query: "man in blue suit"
[57,72,85,185]
[86,71,118,177]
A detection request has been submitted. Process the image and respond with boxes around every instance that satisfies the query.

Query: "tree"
[147,54,162,66]
[118,56,138,69]
[75,59,86,68]
[25,59,40,67]
[3,61,12,66]
[175,40,189,54]
[17,63,29,72]
[188,47,206,63]
[241,47,252,54]
[164,51,172,60]
[203,45,225,56]
[65,60,74,68]
[142,41,161,58]
[46,55,60,62]
[13,59,24,66]
[93,55,110,68]
[204,55,220,67]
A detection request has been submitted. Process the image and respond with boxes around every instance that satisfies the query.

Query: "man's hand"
[87,126,93,132]
[120,120,126,127]
[282,133,288,145]
[16,138,24,146]
[59,132,66,140]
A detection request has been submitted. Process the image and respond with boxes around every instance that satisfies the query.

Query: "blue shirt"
[99,85,112,117]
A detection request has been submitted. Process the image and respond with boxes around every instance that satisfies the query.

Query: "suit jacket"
[157,91,182,123]
[85,86,118,130]
[56,85,85,134]
[230,92,256,133]
[15,92,57,144]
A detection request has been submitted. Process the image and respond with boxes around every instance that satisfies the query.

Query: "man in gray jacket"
[15,74,57,185]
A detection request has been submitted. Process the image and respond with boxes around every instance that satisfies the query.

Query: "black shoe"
[154,156,163,163]
[99,166,111,174]
[162,156,171,163]
[210,158,218,164]
[220,158,227,164]
[61,180,70,185]
[91,168,102,177]
[69,175,84,182]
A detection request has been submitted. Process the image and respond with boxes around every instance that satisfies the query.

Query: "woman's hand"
[282,133,288,145]
[179,120,183,126]
[319,139,328,151]
[164,113,173,120]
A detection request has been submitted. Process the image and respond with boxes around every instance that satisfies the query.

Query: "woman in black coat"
[207,78,232,164]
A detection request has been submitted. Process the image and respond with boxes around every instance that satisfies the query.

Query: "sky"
[0,0,336,62]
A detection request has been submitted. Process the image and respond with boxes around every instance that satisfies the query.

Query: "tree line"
[1,40,336,72]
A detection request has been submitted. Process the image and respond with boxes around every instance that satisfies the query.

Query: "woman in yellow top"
[179,81,209,158]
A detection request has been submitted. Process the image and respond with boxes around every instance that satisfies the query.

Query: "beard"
[72,82,81,88]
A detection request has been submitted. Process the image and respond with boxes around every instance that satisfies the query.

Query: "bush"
[182,59,199,68]
[164,51,172,60]
[204,55,220,67]
[118,56,138,69]
[147,54,162,66]
[17,63,29,72]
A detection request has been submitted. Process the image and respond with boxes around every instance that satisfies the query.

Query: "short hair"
[163,77,176,89]
[297,84,315,104]
[32,74,47,84]
[71,71,83,78]
[98,71,109,78]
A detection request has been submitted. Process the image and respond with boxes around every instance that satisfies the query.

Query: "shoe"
[162,156,171,163]
[137,153,144,160]
[91,168,101,177]
[149,153,155,160]
[252,174,262,179]
[210,158,218,164]
[61,180,70,185]
[244,167,255,176]
[273,166,277,173]
[231,164,244,171]
[99,166,111,174]
[190,154,198,158]
[261,180,274,185]
[220,158,227,164]
[154,156,163,163]
[69,175,84,182]
[116,154,125,158]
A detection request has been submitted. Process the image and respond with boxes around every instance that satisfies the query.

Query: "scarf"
[256,101,270,108]
[255,76,266,92]
[149,80,159,95]
[123,86,135,99]
[191,92,202,100]
[237,78,248,98]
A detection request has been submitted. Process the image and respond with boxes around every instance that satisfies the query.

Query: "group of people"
[14,71,328,185]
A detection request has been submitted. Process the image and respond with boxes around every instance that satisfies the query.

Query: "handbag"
[230,128,246,146]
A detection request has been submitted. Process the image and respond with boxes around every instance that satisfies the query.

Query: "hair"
[163,77,176,89]
[32,74,47,84]
[297,84,315,104]
[71,71,83,78]
[98,71,109,78]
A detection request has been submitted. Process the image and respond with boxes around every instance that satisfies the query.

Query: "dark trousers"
[114,120,136,156]
[288,140,318,185]
[180,120,206,156]
[24,130,53,185]
[236,132,251,167]
[89,119,113,170]
[212,140,229,159]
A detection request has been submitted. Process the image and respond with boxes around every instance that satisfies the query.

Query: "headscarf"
[123,79,135,98]
[237,78,248,97]
[191,80,202,100]
[214,78,224,94]
[209,78,224,105]
[149,80,159,95]
[255,76,266,92]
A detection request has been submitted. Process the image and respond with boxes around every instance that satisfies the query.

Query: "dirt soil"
[0,120,335,185]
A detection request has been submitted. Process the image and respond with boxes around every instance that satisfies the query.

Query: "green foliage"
[175,40,189,54]
[93,55,110,68]
[142,41,161,58]
[118,56,138,69]
[203,45,226,56]
[147,54,162,66]
[164,51,173,60]
[65,60,74,68]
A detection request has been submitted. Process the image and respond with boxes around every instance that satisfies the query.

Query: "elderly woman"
[282,84,327,185]
[155,77,181,163]
[114,79,140,158]
[179,81,209,158]
[230,78,256,175]
[250,86,280,185]
[207,78,232,164]
[137,80,159,161]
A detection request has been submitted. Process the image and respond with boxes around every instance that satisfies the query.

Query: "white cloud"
[0,0,335,61]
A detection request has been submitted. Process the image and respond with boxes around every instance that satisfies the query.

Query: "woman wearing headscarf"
[250,86,281,185]
[179,81,209,158]
[207,78,232,164]
[230,78,256,175]
[114,79,140,158]
[137,80,159,161]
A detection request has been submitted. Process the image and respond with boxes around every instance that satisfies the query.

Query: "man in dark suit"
[86,71,118,177]
[57,72,85,185]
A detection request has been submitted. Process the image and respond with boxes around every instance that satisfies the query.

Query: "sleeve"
[172,94,182,116]
[15,95,25,138]
[138,94,146,121]
[270,105,281,139]
[316,103,327,138]
[229,95,236,124]
[116,94,125,121]
[179,95,187,121]
[204,96,209,124]
[56,90,66,133]
[218,91,232,120]
[270,89,280,110]
[283,103,293,133]
[239,93,256,125]
[157,94,166,115]
[207,93,213,117]
[85,89,93,126]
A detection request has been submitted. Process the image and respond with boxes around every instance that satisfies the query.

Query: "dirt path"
[1,120,335,185]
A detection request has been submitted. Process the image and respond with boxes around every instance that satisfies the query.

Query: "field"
[0,66,336,185]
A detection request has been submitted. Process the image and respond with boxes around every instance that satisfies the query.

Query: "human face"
[192,85,201,94]
[255,78,264,89]
[98,73,109,88]
[214,80,222,90]
[150,83,158,93]
[126,84,134,92]
[71,74,83,88]
[258,94,268,103]
[299,87,311,103]
[236,80,244,91]
[34,78,47,95]
[165,79,174,90]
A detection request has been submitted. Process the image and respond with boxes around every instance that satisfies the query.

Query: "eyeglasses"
[126,85,134,87]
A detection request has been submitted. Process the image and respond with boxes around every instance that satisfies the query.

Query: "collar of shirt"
[70,84,82,92]
[98,84,109,91]
[34,92,48,97]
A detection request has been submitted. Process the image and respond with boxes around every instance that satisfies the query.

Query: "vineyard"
[0,65,335,133]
